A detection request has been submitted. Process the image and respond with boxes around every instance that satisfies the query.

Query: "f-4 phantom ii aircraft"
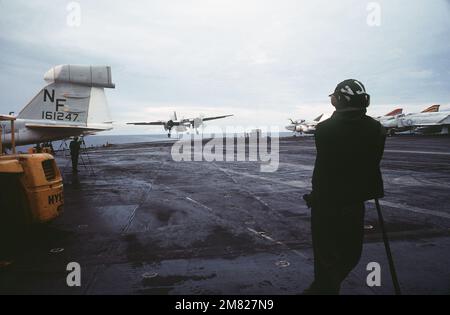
[0,65,114,148]
[285,113,324,135]
[127,111,233,137]
[377,105,449,135]
[397,105,450,134]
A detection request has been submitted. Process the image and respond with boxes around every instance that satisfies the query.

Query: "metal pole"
[11,120,16,154]
[81,138,95,176]
[374,198,402,295]
[0,124,3,155]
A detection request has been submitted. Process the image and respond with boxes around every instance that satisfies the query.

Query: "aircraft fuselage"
[0,119,111,147]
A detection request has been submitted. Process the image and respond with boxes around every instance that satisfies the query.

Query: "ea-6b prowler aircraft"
[0,64,114,148]
[127,111,233,137]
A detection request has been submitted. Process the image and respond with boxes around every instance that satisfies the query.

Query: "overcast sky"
[1,0,449,134]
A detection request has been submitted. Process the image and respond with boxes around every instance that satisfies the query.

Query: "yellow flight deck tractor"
[0,115,63,232]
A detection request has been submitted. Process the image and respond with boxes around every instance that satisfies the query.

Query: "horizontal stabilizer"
[0,114,16,121]
[44,65,115,88]
[313,114,324,122]
[25,123,111,131]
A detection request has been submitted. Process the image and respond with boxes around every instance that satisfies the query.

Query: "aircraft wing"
[25,123,111,131]
[201,114,234,122]
[0,114,16,120]
[126,121,166,126]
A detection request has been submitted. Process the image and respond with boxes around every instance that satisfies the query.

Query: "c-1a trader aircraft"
[127,111,233,137]
[0,64,114,149]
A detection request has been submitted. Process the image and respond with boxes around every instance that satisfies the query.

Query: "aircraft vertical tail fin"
[421,105,440,113]
[17,65,114,128]
[313,114,324,122]
[385,108,403,116]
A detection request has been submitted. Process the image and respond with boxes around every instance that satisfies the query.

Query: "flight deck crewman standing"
[70,137,82,173]
[303,79,386,295]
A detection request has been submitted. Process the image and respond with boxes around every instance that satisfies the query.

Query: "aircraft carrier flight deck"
[1,135,449,295]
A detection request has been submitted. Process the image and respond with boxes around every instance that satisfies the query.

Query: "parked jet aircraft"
[377,105,447,135]
[285,114,324,135]
[397,105,449,134]
[0,65,114,148]
[127,112,233,137]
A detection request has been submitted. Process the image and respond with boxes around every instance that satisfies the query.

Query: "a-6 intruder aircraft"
[0,64,114,148]
[127,111,233,137]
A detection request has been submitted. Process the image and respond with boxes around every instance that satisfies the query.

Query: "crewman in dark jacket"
[303,79,386,294]
[69,137,82,173]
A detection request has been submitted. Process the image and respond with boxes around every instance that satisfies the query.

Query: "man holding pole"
[303,79,386,294]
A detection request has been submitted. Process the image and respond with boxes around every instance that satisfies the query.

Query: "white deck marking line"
[247,228,309,259]
[368,200,450,220]
[185,197,214,212]
[247,228,277,242]
[252,195,271,209]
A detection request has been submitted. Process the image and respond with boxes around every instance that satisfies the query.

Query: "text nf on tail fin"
[17,65,114,127]
[421,105,440,113]
[313,114,324,122]
[385,108,403,116]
